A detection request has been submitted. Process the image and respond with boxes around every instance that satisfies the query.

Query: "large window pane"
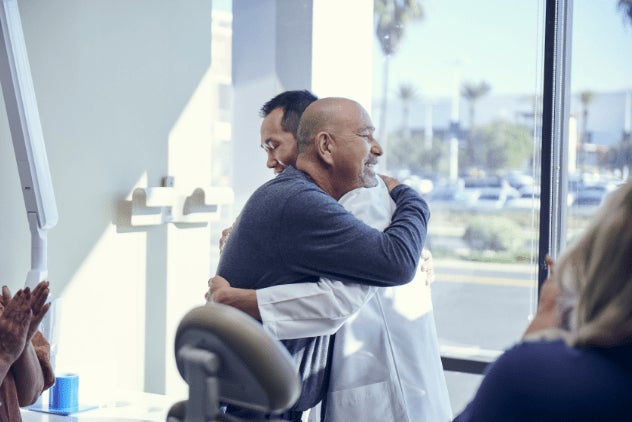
[217,0,632,416]
[566,1,632,242]
[371,2,545,348]
[370,0,545,412]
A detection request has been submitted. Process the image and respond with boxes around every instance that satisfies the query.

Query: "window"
[220,0,632,414]
[566,0,632,246]
[371,1,546,412]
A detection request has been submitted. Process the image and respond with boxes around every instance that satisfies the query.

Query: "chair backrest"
[174,303,301,414]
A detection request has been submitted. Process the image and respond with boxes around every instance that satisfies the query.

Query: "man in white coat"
[208,91,452,421]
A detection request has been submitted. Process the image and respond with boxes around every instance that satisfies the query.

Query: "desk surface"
[21,390,179,421]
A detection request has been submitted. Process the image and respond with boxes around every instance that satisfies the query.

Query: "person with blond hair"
[454,179,632,421]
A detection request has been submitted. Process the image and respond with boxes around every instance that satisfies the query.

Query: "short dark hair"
[260,90,318,139]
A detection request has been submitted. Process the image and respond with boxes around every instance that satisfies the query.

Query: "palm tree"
[375,0,424,170]
[618,0,632,25]
[579,91,594,144]
[460,80,491,165]
[461,80,491,129]
[578,91,595,172]
[396,83,419,136]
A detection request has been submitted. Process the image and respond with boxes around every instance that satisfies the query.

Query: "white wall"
[0,0,375,403]
[0,0,216,399]
[231,0,374,208]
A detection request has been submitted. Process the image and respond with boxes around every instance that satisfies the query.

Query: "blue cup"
[49,373,79,411]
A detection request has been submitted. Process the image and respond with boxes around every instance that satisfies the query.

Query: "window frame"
[441,0,574,375]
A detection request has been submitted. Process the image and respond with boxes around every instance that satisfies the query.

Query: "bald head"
[295,97,382,200]
[297,97,366,153]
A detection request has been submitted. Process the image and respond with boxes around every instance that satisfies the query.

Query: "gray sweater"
[217,166,429,413]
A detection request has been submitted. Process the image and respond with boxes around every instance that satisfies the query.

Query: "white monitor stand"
[0,0,59,361]
[0,0,58,287]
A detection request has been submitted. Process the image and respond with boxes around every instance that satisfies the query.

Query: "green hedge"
[463,216,525,253]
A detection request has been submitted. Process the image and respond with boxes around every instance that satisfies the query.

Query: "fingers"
[30,281,50,316]
[379,174,401,192]
[27,281,52,340]
[545,255,555,274]
[1,285,12,307]
[205,278,215,303]
[209,275,229,293]
[219,226,232,253]
[31,281,49,315]
[32,280,49,298]
[419,248,435,285]
[205,276,230,303]
[0,290,31,359]
[3,289,31,324]
[0,284,52,344]
[29,302,50,336]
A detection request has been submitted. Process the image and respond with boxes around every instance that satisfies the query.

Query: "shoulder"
[250,168,347,225]
[261,167,325,197]
[245,167,325,211]
[490,339,569,372]
[454,340,566,421]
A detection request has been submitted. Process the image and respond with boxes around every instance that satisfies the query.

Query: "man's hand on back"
[219,226,232,254]
[205,275,262,321]
[379,174,401,192]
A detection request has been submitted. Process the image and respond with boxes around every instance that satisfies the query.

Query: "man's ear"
[315,131,335,165]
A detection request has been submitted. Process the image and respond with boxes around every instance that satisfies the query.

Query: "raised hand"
[27,281,51,340]
[0,288,32,363]
[523,256,561,338]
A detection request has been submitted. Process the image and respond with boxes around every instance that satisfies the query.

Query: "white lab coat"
[257,179,452,421]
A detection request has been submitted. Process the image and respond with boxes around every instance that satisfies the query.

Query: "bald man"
[214,97,430,421]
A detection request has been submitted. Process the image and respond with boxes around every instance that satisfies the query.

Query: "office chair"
[167,303,301,422]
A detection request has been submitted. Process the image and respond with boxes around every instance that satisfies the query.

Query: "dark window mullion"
[538,0,573,288]
[441,0,574,376]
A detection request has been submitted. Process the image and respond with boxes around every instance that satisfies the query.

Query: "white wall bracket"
[178,187,234,224]
[129,182,233,227]
[130,186,178,226]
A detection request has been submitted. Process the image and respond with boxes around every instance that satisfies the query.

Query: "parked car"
[461,177,519,212]
[505,186,540,211]
[505,185,578,211]
[428,185,479,210]
[469,187,516,211]
[504,171,535,190]
[573,183,618,206]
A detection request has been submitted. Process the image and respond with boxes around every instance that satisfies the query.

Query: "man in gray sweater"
[215,97,430,420]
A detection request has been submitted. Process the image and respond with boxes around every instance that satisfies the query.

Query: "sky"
[371,0,632,99]
[216,0,632,99]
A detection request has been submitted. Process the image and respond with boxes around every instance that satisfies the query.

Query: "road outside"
[430,258,539,414]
